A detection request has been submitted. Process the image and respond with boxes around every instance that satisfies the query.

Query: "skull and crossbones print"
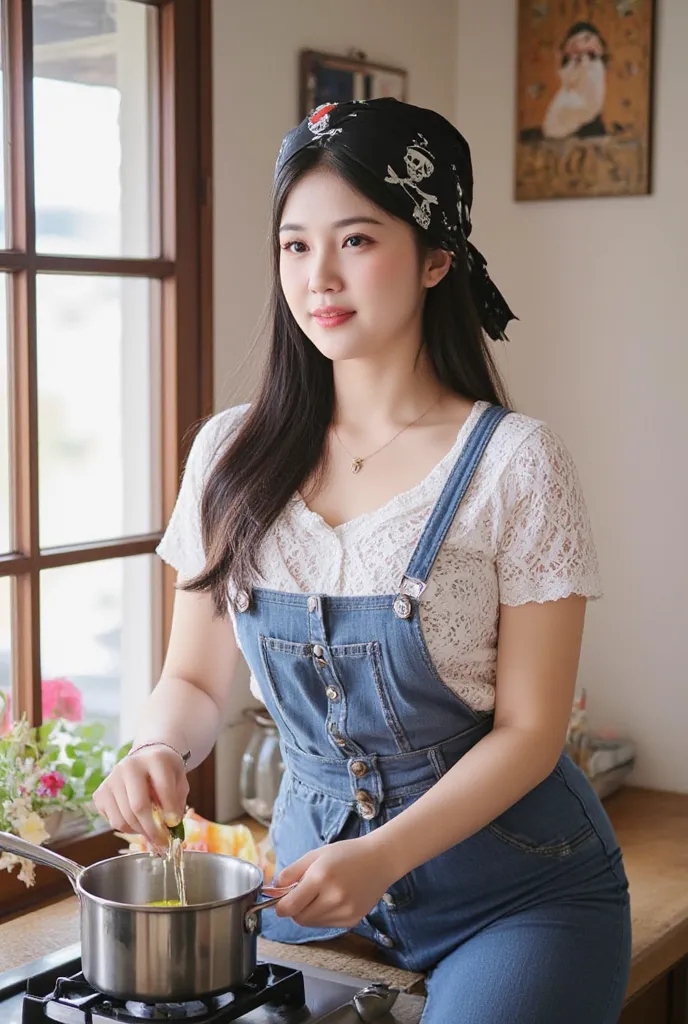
[307,103,344,141]
[385,135,439,229]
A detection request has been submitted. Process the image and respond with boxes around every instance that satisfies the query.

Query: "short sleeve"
[496,425,602,606]
[155,404,249,580]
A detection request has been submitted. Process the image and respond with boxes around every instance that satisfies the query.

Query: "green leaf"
[61,783,74,800]
[38,722,54,746]
[71,760,86,778]
[84,770,105,796]
[65,744,78,759]
[76,723,106,743]
[116,742,132,762]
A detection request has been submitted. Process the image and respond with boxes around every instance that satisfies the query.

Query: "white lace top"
[156,401,602,711]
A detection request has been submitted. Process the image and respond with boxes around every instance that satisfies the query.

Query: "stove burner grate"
[21,960,306,1023]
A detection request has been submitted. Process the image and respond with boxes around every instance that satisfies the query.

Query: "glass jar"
[239,707,284,826]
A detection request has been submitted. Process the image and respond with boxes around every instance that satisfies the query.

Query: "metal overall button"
[312,644,328,666]
[307,595,318,613]
[377,933,395,948]
[350,760,368,778]
[393,594,412,619]
[355,789,377,820]
[325,686,340,702]
[382,892,395,907]
[235,590,250,613]
[328,723,347,747]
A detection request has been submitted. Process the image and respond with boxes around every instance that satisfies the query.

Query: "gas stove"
[0,942,416,1023]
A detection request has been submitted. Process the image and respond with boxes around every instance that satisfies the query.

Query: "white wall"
[211,0,459,818]
[456,0,688,791]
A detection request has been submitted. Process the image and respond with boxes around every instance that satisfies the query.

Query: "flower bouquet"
[0,713,131,886]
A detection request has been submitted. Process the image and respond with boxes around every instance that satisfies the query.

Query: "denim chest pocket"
[259,636,312,704]
[258,636,314,746]
[487,765,595,857]
[258,634,413,756]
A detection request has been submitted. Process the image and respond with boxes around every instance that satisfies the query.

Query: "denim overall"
[233,406,631,1023]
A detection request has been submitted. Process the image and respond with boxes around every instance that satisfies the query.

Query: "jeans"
[420,894,631,1023]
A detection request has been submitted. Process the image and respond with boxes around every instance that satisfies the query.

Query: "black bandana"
[276,98,516,342]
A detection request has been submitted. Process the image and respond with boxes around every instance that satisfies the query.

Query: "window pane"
[0,275,9,553]
[33,0,159,257]
[37,274,161,549]
[40,555,159,748]
[0,576,10,734]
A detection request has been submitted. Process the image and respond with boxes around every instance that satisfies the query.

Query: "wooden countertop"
[604,786,688,998]
[1,786,686,1003]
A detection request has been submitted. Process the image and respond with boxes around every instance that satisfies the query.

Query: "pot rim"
[77,850,265,912]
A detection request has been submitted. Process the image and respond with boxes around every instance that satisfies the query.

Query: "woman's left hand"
[273,836,397,929]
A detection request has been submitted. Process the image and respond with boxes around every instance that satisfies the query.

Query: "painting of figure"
[516,1,656,200]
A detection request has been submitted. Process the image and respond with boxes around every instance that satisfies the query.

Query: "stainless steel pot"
[0,830,292,1002]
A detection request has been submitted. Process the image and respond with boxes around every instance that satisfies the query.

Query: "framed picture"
[515,0,657,200]
[299,50,408,119]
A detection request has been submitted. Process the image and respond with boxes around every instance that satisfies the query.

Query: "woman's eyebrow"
[279,216,384,232]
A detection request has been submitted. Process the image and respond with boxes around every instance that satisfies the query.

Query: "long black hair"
[179,144,510,617]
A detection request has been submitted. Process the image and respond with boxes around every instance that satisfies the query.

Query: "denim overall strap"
[399,405,512,600]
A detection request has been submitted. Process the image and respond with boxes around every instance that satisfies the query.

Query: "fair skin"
[94,165,587,929]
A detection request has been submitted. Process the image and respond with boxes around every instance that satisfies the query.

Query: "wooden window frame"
[0,0,214,920]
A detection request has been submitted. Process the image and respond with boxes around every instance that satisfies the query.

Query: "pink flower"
[41,678,83,723]
[37,771,66,798]
[0,678,83,733]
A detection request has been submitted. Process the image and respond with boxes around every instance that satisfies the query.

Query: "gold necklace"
[333,397,441,474]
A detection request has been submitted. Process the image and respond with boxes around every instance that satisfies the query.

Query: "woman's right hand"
[93,745,189,849]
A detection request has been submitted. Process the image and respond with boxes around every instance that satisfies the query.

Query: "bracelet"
[127,741,191,770]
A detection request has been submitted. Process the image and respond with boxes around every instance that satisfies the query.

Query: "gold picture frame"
[299,49,408,119]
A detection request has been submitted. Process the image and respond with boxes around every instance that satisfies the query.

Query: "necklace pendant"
[351,457,363,474]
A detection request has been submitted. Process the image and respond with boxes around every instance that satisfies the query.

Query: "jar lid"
[242,707,277,729]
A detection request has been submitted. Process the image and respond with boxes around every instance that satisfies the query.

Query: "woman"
[94,99,631,1022]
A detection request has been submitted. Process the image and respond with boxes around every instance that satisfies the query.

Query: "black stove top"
[1,949,304,1023]
[19,958,305,1022]
[0,943,412,1024]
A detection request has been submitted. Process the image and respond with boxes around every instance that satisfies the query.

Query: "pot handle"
[0,830,84,894]
[244,883,298,933]
[256,883,298,910]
